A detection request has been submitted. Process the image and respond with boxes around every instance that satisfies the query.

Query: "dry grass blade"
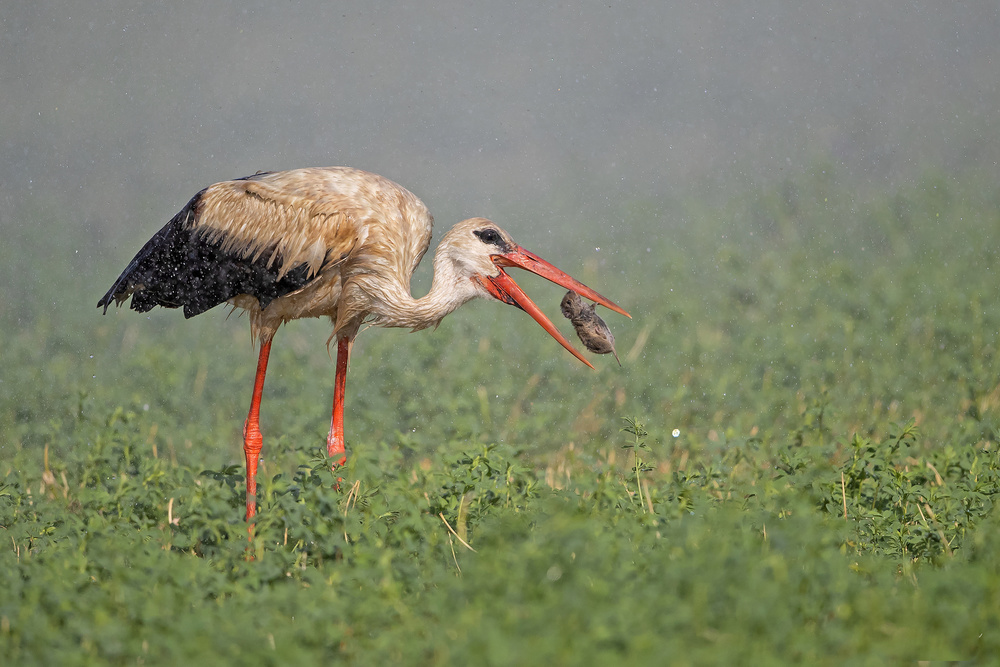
[343,479,362,543]
[922,503,953,557]
[439,513,477,552]
[625,323,651,363]
[926,462,944,487]
[641,479,654,514]
[841,471,848,520]
[447,536,462,576]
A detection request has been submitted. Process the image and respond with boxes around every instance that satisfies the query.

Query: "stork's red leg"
[326,336,350,466]
[243,337,272,523]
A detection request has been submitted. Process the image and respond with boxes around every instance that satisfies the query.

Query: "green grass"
[3,167,1000,664]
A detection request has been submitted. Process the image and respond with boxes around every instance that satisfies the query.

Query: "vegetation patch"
[2,169,1000,663]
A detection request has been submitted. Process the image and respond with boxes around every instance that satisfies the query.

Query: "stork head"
[438,218,630,368]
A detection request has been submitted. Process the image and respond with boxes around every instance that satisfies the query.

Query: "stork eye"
[474,228,503,246]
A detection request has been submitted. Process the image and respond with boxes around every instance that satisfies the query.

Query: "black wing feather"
[97,188,321,318]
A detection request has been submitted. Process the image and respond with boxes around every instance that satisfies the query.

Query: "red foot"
[326,432,347,467]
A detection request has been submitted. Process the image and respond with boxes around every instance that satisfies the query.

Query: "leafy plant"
[620,416,652,512]
[4,169,1000,663]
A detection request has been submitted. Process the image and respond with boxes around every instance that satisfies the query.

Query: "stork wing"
[196,169,378,280]
[97,168,372,317]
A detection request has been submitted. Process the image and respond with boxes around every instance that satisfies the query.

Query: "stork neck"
[371,245,477,331]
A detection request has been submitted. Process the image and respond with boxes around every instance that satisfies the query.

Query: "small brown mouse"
[561,290,620,365]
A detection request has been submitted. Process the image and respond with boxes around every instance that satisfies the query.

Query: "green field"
[3,168,1000,664]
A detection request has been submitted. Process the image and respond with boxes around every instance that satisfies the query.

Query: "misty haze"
[2,2,999,663]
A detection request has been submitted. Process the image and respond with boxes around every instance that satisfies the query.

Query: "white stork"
[99,167,630,522]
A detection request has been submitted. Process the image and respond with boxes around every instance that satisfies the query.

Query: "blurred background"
[4,1,998,253]
[5,5,1000,657]
[3,1,999,460]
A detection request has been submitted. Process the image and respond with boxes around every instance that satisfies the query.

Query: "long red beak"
[474,245,631,368]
